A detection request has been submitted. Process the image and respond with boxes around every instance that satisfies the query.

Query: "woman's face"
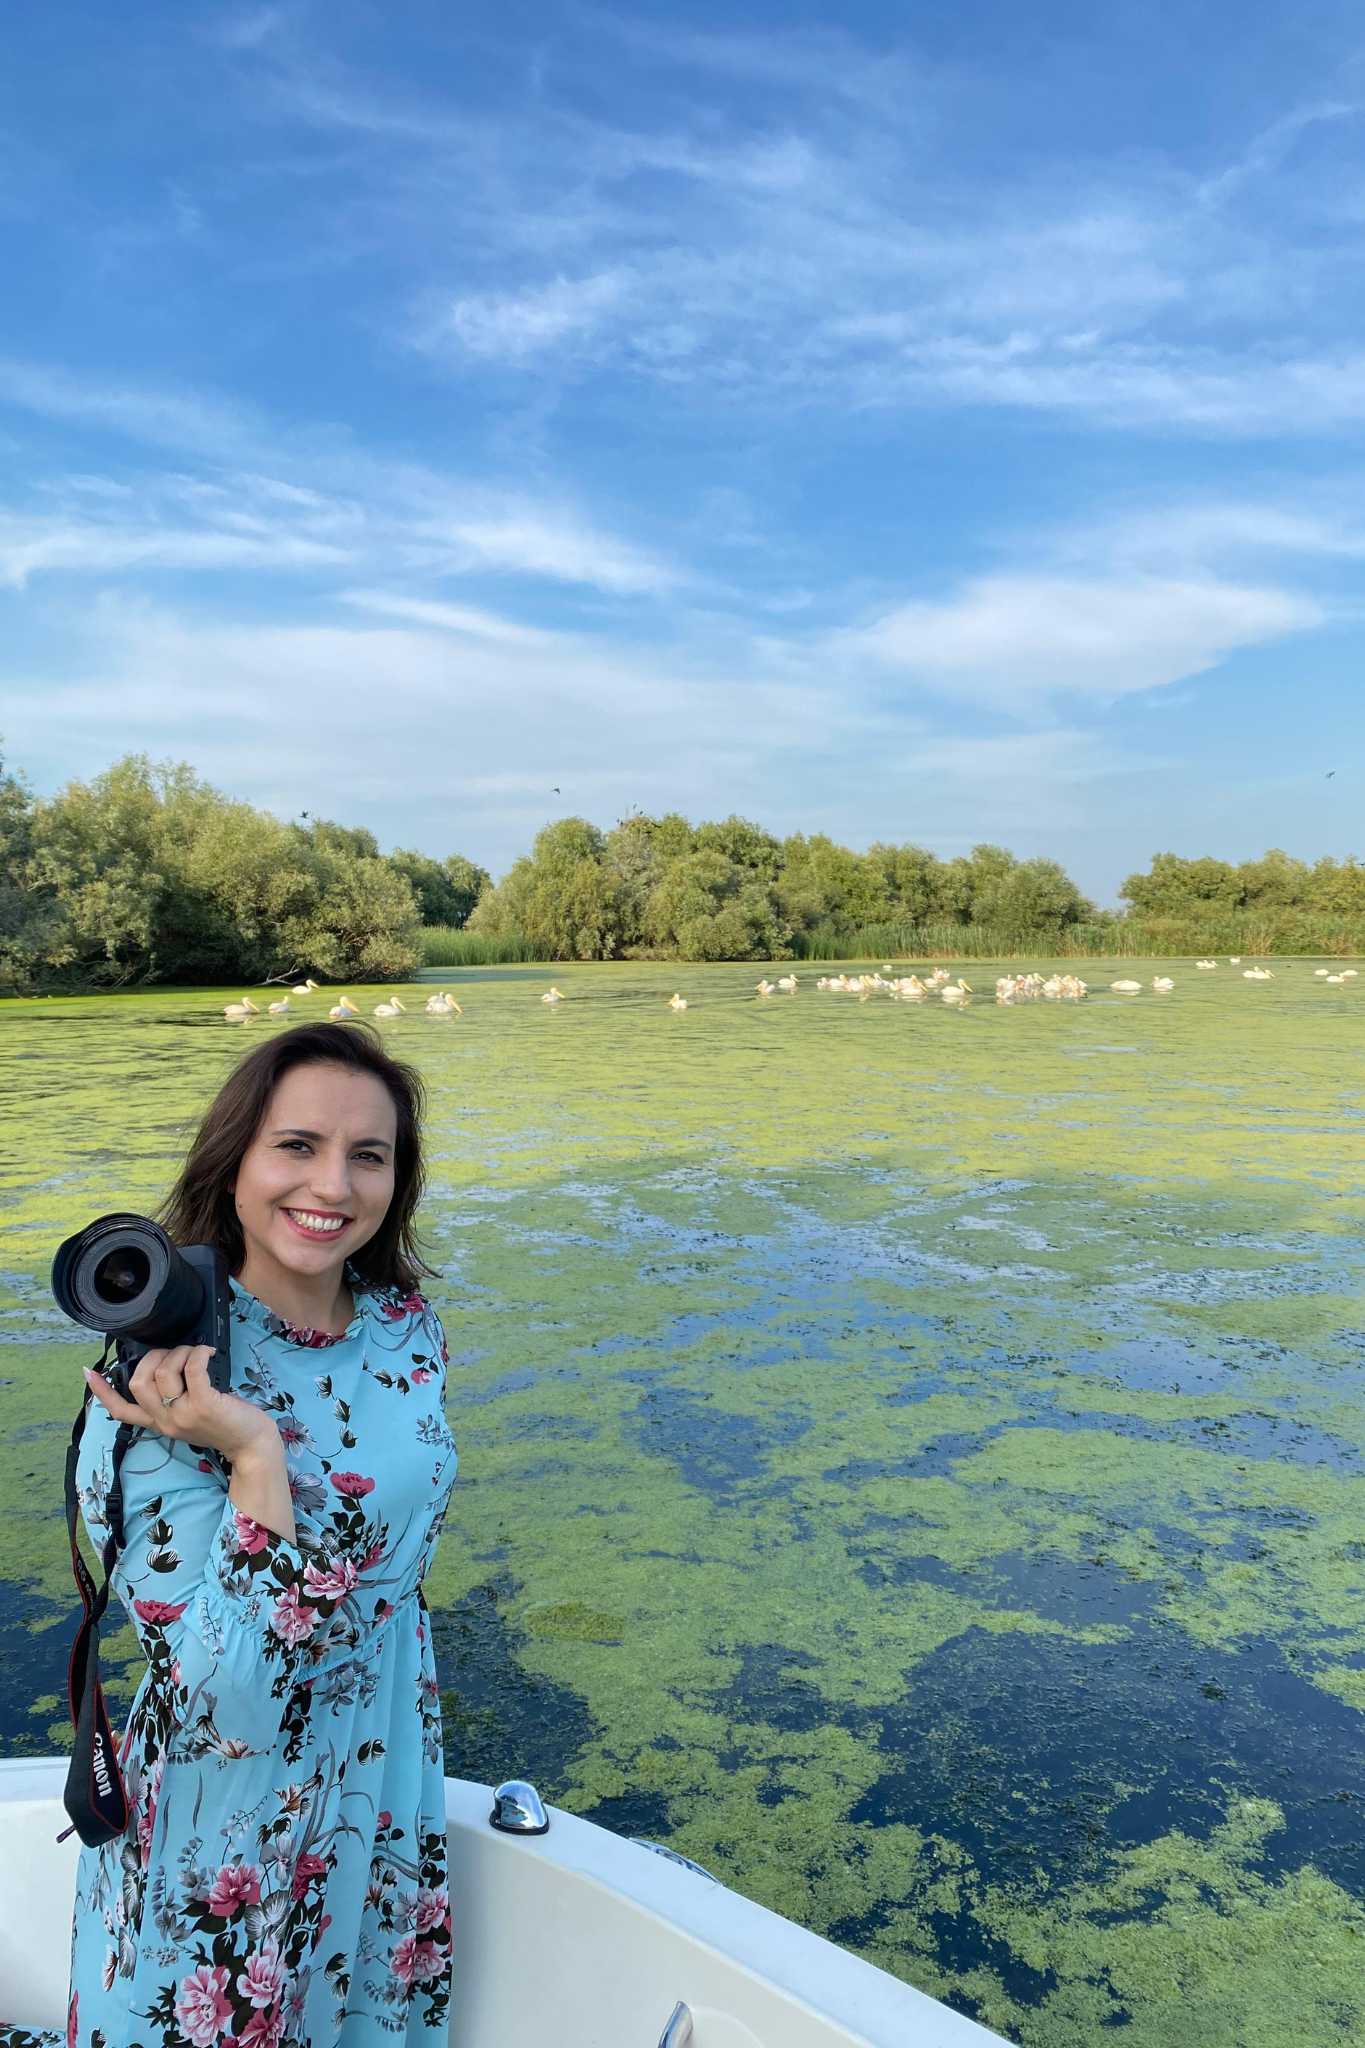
[232,1061,399,1287]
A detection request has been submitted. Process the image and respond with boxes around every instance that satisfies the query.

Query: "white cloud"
[0,513,348,589]
[430,513,676,593]
[844,575,1321,708]
[433,273,631,360]
[5,593,1142,880]
[339,589,553,644]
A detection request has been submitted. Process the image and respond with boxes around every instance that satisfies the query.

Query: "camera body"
[52,1213,233,1398]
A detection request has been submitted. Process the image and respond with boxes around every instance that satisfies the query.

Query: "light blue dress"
[39,1273,458,2048]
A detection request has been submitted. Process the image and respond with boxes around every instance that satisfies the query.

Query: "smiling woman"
[9,1022,458,2048]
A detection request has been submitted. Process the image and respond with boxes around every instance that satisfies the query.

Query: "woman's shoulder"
[365,1282,450,1366]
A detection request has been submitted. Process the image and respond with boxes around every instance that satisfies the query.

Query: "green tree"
[973,857,1092,934]
[387,849,490,927]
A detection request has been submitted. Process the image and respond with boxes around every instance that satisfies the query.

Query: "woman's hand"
[84,1343,278,1465]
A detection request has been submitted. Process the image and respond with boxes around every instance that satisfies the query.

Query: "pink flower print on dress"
[379,1289,427,1323]
[65,1989,78,2048]
[290,1850,329,1901]
[410,1367,432,1385]
[270,1585,321,1645]
[329,1470,376,1498]
[208,1861,263,1917]
[237,1937,286,2008]
[175,1961,234,2046]
[415,1884,449,1934]
[238,2002,286,2048]
[234,1511,272,1555]
[390,1933,444,1986]
[132,1597,188,1627]
[303,1554,359,1602]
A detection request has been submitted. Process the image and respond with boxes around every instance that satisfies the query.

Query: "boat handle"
[658,2001,693,2046]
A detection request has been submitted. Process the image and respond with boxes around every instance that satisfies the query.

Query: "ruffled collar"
[229,1264,372,1349]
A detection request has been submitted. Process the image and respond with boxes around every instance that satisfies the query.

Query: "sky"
[2,0,1363,903]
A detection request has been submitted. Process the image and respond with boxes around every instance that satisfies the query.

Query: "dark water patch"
[625,1383,812,1497]
[710,1564,1365,2012]
[429,1570,596,1793]
[846,1621,1365,1901]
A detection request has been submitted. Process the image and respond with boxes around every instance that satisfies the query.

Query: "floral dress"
[8,1274,458,2048]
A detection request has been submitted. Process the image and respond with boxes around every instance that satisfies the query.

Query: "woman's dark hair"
[158,1021,436,1292]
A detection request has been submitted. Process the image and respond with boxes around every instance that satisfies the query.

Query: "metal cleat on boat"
[634,1838,721,1882]
[489,1778,549,1834]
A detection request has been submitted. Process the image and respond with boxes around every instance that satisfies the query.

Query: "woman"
[53,1021,455,2047]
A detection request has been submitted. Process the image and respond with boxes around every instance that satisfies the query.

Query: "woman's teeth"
[284,1209,348,1237]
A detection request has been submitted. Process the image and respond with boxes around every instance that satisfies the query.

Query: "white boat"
[0,1757,1006,2046]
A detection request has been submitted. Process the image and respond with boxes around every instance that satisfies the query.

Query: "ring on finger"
[160,1392,183,1409]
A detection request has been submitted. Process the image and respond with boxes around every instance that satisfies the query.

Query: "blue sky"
[2,0,1363,902]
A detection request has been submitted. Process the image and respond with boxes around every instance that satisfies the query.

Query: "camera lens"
[52,1214,204,1344]
[92,1248,152,1306]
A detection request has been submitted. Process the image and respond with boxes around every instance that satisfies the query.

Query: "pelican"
[1243,967,1274,980]
[291,978,321,995]
[755,979,775,996]
[223,996,261,1021]
[1314,968,1331,976]
[776,975,798,992]
[1111,980,1142,994]
[328,997,361,1019]
[1152,976,1174,992]
[374,997,406,1019]
[1325,974,1346,984]
[1342,969,1359,979]
[1229,956,1242,965]
[541,987,564,1004]
[267,996,291,1016]
[1196,960,1217,970]
[427,992,462,1016]
[668,993,688,1011]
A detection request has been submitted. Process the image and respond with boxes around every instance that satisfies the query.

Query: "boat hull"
[0,1758,1006,2046]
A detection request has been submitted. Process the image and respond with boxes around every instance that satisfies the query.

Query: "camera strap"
[58,1342,136,1847]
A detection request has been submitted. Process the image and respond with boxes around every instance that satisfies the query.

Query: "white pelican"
[223,996,261,1021]
[1314,968,1331,976]
[1111,980,1142,994]
[755,979,775,996]
[668,993,688,1010]
[1152,976,1174,992]
[541,986,564,1004]
[1196,960,1217,970]
[328,996,361,1019]
[291,978,321,994]
[374,997,406,1019]
[1242,967,1274,980]
[426,992,462,1016]
[941,979,972,1004]
[1229,956,1242,965]
[776,975,798,992]
[1325,974,1346,984]
[267,996,291,1016]
[1342,969,1358,979]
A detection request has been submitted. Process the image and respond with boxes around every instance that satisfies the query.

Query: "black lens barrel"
[52,1214,205,1345]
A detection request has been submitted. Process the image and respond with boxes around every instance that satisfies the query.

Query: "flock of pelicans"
[219,956,1358,1024]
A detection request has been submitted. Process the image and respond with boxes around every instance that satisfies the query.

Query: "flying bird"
[1326,771,1335,779]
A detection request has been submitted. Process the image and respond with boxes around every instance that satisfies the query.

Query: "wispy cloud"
[841,575,1321,710]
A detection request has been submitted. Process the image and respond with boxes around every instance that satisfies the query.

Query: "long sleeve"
[76,1411,343,1754]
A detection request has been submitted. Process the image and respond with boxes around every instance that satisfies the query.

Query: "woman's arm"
[228,1432,296,1546]
[77,1417,336,1750]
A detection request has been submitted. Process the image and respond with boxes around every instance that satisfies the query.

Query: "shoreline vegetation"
[4,750,1363,995]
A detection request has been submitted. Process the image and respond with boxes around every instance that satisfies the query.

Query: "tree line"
[2,749,1361,992]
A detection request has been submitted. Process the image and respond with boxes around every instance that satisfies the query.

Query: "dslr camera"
[52,1213,233,1396]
